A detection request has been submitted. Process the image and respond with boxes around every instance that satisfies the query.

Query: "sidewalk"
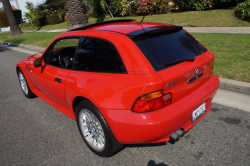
[184,27,250,34]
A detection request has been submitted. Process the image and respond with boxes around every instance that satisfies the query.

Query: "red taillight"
[210,66,213,75]
[132,91,172,113]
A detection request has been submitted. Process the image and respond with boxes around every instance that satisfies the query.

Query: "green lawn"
[21,9,250,31]
[0,32,249,82]
[192,33,250,83]
[0,32,61,48]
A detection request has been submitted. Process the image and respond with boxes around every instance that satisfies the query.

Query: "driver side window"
[49,38,79,69]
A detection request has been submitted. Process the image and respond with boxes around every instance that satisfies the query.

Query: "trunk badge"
[195,68,199,74]
[166,80,176,88]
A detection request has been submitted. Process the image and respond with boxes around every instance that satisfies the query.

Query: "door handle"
[54,78,62,83]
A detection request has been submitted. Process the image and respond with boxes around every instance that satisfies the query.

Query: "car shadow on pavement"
[148,160,168,166]
[0,46,10,53]
[126,142,167,148]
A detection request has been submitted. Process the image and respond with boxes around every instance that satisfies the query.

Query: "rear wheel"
[76,100,122,157]
[18,69,36,98]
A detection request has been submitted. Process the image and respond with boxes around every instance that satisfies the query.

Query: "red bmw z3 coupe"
[16,19,219,157]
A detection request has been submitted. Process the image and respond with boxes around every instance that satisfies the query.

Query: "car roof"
[68,19,175,35]
[87,22,171,34]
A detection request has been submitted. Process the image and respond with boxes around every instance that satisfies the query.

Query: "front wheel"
[18,68,36,98]
[76,100,123,157]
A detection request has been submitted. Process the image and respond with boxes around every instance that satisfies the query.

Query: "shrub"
[109,0,128,16]
[172,0,213,11]
[21,23,33,28]
[33,17,47,26]
[0,11,9,28]
[46,14,61,25]
[128,0,137,16]
[235,0,250,21]
[135,0,156,15]
[154,0,170,14]
[0,10,22,28]
[57,8,67,22]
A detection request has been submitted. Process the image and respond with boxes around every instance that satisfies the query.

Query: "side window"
[74,37,127,73]
[43,45,53,64]
[49,38,79,69]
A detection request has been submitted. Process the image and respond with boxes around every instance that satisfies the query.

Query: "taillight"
[132,90,172,113]
[210,66,213,75]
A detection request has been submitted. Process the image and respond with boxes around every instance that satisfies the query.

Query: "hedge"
[0,10,22,28]
[46,14,61,25]
[33,17,47,27]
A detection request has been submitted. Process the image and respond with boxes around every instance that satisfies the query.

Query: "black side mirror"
[34,58,43,67]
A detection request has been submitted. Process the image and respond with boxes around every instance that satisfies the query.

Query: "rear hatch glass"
[133,28,214,102]
[133,29,207,71]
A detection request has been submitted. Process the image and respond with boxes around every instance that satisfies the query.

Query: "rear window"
[133,29,207,71]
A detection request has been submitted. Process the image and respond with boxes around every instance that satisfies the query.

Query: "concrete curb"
[1,41,250,95]
[219,77,250,95]
[0,41,45,52]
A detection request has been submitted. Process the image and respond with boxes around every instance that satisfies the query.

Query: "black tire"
[76,100,123,157]
[17,68,36,98]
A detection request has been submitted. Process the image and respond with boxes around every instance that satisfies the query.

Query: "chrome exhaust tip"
[176,129,185,137]
[170,132,180,141]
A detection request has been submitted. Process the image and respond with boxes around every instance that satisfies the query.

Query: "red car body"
[16,20,219,147]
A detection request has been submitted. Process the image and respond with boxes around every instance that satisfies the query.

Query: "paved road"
[0,47,250,165]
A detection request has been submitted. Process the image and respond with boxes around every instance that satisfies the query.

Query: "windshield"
[133,29,207,71]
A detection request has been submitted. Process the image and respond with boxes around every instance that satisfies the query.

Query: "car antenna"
[140,14,146,24]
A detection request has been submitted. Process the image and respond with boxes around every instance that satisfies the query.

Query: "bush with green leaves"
[33,17,47,26]
[46,14,61,25]
[128,0,137,16]
[235,0,250,21]
[21,23,32,28]
[57,8,67,22]
[172,0,213,11]
[0,10,22,28]
[109,0,128,16]
[154,0,170,14]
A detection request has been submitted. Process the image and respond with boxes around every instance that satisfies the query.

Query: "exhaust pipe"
[170,129,185,141]
[170,132,180,141]
[176,129,185,137]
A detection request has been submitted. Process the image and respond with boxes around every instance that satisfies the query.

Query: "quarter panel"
[64,71,163,110]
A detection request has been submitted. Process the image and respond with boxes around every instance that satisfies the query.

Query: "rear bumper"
[100,75,220,144]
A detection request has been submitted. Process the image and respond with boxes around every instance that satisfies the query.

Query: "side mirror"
[34,58,43,67]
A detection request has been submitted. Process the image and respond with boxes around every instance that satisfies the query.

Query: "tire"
[76,100,123,157]
[17,68,36,98]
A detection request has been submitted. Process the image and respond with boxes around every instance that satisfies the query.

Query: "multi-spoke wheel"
[76,101,123,157]
[17,69,36,98]
[79,109,106,152]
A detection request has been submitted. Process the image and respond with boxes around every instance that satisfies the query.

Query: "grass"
[21,9,250,31]
[192,33,250,82]
[0,32,249,82]
[0,32,61,48]
[21,22,68,31]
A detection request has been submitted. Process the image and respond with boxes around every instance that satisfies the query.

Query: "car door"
[30,37,79,109]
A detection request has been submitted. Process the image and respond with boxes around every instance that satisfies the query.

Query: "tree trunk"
[68,0,88,29]
[1,0,22,36]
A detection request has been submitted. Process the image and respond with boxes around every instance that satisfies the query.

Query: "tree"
[1,0,22,35]
[68,0,88,29]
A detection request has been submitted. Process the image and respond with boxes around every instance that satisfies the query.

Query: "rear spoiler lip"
[126,26,183,39]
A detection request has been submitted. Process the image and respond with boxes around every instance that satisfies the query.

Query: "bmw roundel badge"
[195,68,199,74]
